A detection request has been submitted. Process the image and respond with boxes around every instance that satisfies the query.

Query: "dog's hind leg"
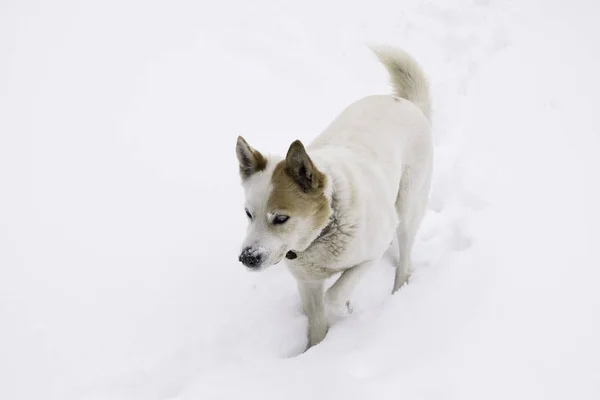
[394,220,413,292]
[393,164,431,293]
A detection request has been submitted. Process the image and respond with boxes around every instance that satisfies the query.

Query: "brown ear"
[236,136,267,179]
[285,140,325,192]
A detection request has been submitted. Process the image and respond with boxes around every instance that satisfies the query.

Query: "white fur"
[239,46,433,350]
[241,158,288,267]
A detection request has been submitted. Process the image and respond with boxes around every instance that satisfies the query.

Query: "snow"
[1,0,599,399]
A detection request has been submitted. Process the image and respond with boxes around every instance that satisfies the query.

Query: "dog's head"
[235,136,331,271]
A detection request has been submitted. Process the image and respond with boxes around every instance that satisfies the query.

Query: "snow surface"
[1,0,600,399]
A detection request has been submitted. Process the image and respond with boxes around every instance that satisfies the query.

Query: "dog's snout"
[238,247,263,269]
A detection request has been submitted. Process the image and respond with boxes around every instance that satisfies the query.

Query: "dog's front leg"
[297,280,328,349]
[325,260,376,322]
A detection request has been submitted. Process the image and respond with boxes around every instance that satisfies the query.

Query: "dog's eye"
[245,209,253,220]
[272,215,289,225]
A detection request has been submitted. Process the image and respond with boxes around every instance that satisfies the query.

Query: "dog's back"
[308,47,432,208]
[306,46,433,291]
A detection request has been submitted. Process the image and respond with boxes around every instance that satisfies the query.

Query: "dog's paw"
[326,299,353,324]
[345,300,353,315]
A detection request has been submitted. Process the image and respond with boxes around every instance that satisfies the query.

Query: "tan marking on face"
[268,160,329,230]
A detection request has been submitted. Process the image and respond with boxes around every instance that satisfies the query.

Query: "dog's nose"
[238,247,263,269]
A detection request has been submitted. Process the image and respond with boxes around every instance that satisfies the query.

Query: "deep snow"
[1,0,599,399]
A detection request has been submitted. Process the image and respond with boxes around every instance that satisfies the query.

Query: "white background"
[1,0,599,399]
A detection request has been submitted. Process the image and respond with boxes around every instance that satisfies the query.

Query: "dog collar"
[285,250,297,260]
[285,218,335,260]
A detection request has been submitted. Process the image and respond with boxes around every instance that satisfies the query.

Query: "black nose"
[238,247,263,269]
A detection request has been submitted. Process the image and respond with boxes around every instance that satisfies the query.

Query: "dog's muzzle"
[238,247,263,269]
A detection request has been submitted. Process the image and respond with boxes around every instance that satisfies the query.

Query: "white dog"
[236,46,433,350]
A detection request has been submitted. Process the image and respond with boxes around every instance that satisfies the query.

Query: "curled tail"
[370,45,431,123]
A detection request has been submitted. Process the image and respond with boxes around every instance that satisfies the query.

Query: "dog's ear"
[285,140,325,192]
[236,136,267,180]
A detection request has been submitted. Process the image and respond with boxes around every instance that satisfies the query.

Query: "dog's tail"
[370,45,431,123]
